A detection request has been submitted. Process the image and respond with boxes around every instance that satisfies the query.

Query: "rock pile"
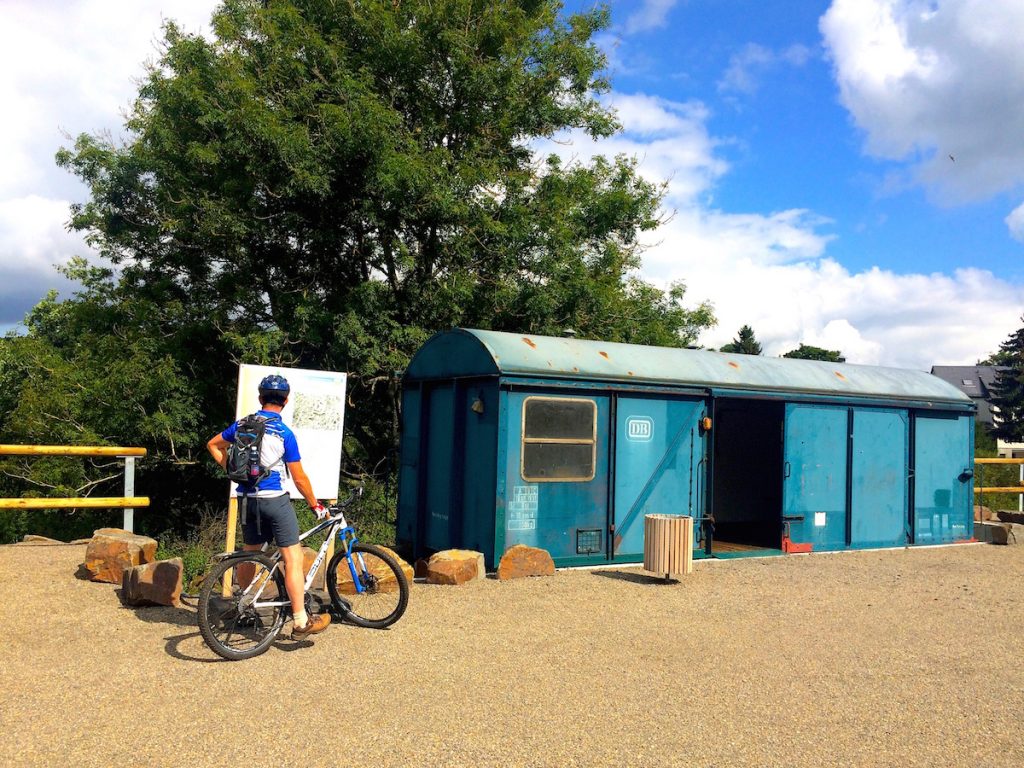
[82,528,158,583]
[122,558,184,607]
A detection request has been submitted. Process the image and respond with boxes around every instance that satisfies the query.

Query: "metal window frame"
[520,395,597,483]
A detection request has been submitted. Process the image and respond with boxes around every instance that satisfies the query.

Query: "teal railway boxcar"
[397,329,975,569]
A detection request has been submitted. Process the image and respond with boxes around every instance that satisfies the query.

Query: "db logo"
[626,416,653,442]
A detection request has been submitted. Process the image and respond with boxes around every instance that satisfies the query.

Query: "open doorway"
[710,398,784,556]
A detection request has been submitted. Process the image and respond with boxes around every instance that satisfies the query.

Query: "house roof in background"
[930,365,1006,423]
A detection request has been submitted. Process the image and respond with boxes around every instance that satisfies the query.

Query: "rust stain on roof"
[522,337,537,349]
[627,371,634,376]
[599,351,609,359]
[573,367,579,372]
[834,371,846,380]
[728,361,740,369]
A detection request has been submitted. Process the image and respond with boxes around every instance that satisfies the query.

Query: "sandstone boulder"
[82,530,158,583]
[995,509,1024,525]
[333,546,412,595]
[974,505,994,523]
[18,535,65,545]
[497,544,555,581]
[426,549,484,585]
[975,521,1013,545]
[121,558,183,607]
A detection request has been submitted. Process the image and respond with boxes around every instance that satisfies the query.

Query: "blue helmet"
[258,374,290,404]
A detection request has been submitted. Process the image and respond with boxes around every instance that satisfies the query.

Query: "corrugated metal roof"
[406,329,973,405]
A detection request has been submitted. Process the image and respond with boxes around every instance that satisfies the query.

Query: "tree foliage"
[782,344,844,362]
[989,319,1024,442]
[2,0,716,540]
[720,325,762,356]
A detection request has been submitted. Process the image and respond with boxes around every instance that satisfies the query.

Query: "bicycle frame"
[239,507,369,610]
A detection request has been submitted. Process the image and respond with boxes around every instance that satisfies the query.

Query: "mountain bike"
[197,488,409,660]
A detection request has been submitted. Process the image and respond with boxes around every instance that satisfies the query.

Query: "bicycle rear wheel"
[326,543,409,629]
[197,553,287,660]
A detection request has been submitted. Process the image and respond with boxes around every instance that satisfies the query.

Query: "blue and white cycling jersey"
[221,410,301,497]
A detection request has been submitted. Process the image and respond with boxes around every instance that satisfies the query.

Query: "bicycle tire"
[197,553,287,660]
[326,543,409,629]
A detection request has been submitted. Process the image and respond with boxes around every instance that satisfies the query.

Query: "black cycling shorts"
[240,494,300,548]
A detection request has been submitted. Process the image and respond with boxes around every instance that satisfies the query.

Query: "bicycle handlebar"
[326,485,364,518]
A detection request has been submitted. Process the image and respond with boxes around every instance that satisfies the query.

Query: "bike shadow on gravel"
[115,592,313,662]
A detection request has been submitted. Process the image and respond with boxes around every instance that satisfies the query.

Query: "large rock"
[82,530,158,583]
[426,549,484,585]
[333,546,412,595]
[975,521,1013,545]
[497,544,555,581]
[974,505,994,523]
[17,535,65,545]
[121,558,183,607]
[995,509,1024,525]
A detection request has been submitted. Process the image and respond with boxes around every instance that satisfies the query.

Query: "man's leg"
[279,543,306,619]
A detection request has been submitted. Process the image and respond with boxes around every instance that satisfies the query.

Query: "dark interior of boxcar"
[709,398,784,554]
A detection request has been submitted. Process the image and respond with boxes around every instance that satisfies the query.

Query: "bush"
[154,477,398,589]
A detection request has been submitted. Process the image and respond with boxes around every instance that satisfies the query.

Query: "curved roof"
[406,329,972,405]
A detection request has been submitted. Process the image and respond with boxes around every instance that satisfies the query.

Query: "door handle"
[784,461,791,478]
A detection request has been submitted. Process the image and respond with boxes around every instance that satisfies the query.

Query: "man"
[206,374,331,640]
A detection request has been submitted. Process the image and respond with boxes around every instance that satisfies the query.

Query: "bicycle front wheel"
[326,543,409,629]
[197,553,287,660]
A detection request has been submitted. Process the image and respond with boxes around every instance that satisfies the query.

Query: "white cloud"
[0,0,215,322]
[820,0,1024,203]
[624,0,679,35]
[0,195,90,322]
[537,90,1024,369]
[718,43,814,95]
[1006,202,1024,243]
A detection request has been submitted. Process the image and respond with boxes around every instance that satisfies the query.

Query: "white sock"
[294,609,308,629]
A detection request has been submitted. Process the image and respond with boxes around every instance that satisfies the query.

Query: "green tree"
[4,0,715,537]
[720,325,762,355]
[990,319,1024,442]
[0,260,221,542]
[782,344,844,362]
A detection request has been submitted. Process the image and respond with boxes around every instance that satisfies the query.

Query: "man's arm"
[207,434,230,470]
[287,461,319,509]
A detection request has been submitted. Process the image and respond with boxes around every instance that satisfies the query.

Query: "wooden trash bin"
[643,514,694,577]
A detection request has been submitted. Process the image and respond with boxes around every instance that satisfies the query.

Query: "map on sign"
[233,364,347,501]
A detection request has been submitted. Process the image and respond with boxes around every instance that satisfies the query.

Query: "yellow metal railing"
[974,458,1024,516]
[0,445,149,531]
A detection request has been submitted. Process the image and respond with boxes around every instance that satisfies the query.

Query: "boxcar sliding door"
[612,396,705,560]
[850,408,909,548]
[913,413,973,544]
[783,404,848,551]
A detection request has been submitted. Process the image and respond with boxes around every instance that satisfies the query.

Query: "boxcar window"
[521,397,596,482]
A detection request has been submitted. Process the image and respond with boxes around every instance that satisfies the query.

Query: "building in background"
[931,365,1024,457]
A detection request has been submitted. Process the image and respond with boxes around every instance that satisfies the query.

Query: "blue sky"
[2,0,1023,368]
[598,0,1023,282]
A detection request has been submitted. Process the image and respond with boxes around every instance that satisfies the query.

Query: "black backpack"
[225,414,271,488]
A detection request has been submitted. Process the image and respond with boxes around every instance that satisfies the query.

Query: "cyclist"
[206,374,331,641]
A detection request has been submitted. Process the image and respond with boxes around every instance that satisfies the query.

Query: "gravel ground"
[1,541,1023,768]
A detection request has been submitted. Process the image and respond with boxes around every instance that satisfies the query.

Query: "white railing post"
[123,456,135,532]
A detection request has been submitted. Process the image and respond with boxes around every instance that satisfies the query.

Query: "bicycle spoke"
[198,555,287,660]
